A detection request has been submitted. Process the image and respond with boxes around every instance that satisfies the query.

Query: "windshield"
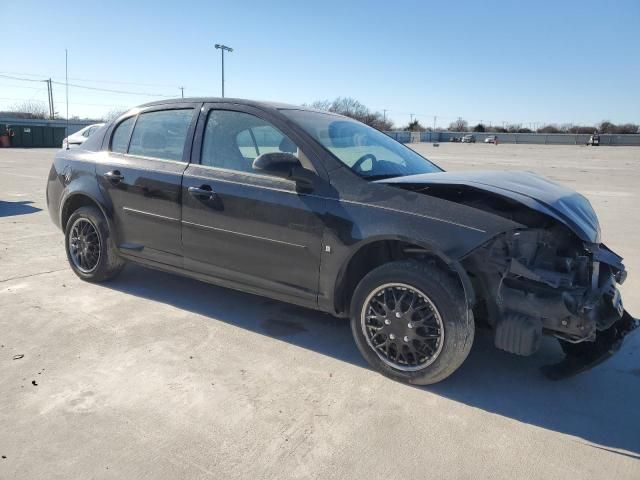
[281,109,442,180]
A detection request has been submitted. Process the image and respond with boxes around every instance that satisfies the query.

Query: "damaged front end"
[380,171,638,378]
[463,226,638,379]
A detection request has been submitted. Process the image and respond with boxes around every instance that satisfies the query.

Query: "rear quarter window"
[110,117,136,153]
[79,124,108,151]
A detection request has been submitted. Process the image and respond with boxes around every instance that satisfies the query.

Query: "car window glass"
[281,109,441,179]
[128,109,193,161]
[201,110,301,173]
[236,129,258,159]
[110,117,135,154]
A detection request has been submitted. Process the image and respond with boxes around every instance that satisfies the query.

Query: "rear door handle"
[104,170,124,183]
[188,185,214,199]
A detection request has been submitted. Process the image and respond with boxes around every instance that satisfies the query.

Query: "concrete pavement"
[1,145,638,479]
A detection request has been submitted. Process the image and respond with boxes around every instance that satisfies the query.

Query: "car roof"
[138,97,318,112]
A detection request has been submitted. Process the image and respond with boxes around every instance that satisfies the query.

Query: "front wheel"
[64,206,125,282]
[350,260,474,385]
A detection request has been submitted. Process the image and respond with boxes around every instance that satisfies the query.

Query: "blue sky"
[2,0,638,127]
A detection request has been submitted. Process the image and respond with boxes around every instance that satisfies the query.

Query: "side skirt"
[117,251,322,313]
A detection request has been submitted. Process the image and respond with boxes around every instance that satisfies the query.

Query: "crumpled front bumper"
[541,309,639,380]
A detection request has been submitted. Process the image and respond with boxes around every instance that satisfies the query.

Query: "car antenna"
[65,48,69,150]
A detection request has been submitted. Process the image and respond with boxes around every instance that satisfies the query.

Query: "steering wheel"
[352,153,378,174]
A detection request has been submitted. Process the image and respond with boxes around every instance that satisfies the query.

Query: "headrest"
[279,136,297,153]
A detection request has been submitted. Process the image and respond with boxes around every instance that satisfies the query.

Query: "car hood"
[378,170,601,242]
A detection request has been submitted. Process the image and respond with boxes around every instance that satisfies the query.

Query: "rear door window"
[127,109,193,161]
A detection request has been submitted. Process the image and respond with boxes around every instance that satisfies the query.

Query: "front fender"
[316,200,514,314]
[337,234,477,310]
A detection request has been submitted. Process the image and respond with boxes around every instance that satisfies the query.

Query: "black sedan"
[46,98,637,384]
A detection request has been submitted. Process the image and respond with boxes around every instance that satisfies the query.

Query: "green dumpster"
[7,124,67,147]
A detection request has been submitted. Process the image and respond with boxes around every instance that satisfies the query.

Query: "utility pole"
[43,79,54,119]
[65,49,69,150]
[410,113,414,123]
[383,109,387,123]
[214,43,233,97]
[432,115,438,144]
[49,79,54,118]
[180,86,184,98]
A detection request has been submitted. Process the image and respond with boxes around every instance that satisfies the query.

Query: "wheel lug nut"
[407,322,413,329]
[389,333,396,340]
[384,319,391,325]
[403,336,409,342]
[395,312,402,318]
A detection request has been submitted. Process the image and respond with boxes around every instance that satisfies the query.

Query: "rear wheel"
[350,260,474,385]
[64,206,124,282]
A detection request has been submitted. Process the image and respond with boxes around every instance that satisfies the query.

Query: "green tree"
[406,120,426,132]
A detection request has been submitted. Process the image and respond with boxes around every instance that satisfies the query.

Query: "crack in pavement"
[0,268,68,284]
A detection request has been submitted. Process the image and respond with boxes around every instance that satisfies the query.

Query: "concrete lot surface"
[1,144,639,479]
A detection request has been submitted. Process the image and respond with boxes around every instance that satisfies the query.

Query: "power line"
[0,74,44,83]
[0,80,49,91]
[0,96,130,109]
[1,73,175,98]
[0,70,183,89]
[49,80,173,97]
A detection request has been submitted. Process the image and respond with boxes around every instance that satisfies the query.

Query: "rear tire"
[64,206,125,282]
[350,260,474,385]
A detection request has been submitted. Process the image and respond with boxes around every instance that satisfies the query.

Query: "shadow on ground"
[0,200,42,218]
[108,264,640,457]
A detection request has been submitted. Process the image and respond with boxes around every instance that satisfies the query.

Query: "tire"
[64,205,125,282]
[350,260,474,385]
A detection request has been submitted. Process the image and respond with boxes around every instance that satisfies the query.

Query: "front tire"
[350,260,474,385]
[64,206,125,282]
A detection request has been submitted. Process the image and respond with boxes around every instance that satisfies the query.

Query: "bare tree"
[448,117,468,132]
[103,109,127,122]
[567,125,596,134]
[537,125,561,134]
[308,100,332,111]
[615,123,639,134]
[306,97,393,130]
[6,100,48,119]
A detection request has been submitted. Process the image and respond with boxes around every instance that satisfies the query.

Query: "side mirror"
[252,152,299,178]
[252,152,315,192]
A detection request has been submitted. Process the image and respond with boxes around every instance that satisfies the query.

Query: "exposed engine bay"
[388,180,639,379]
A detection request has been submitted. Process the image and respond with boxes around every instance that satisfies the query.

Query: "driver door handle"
[188,185,215,199]
[103,170,124,183]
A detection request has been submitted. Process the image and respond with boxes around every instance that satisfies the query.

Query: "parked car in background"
[484,135,497,143]
[62,123,104,149]
[46,98,637,385]
[461,134,475,143]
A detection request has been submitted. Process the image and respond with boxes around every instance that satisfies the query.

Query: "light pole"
[214,43,233,97]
